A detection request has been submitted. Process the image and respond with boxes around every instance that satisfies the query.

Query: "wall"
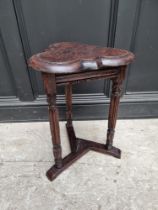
[0,0,158,122]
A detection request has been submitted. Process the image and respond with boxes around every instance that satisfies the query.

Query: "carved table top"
[28,42,135,74]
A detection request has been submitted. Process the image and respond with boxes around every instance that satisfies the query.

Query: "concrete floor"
[0,119,158,210]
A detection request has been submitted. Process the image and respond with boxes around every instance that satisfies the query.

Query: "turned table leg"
[42,73,62,169]
[65,83,73,127]
[106,67,126,150]
[65,83,77,152]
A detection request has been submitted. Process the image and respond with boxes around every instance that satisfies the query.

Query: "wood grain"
[28,42,134,74]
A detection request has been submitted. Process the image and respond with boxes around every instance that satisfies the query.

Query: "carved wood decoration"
[28,42,135,181]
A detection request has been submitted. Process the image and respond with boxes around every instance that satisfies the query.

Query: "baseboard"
[0,101,158,122]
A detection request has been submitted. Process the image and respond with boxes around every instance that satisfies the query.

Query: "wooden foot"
[46,124,121,181]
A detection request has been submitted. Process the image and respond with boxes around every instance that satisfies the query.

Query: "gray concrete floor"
[0,119,158,210]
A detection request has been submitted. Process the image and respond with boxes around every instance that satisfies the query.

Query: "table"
[28,42,134,181]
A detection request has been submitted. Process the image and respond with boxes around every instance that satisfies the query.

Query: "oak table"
[28,42,135,181]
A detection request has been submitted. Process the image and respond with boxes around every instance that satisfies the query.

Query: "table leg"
[42,73,62,169]
[65,83,77,152]
[106,67,126,150]
[65,83,73,126]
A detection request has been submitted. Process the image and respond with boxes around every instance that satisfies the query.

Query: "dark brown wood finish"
[106,66,126,149]
[29,42,135,181]
[42,73,62,169]
[65,83,73,127]
[28,42,134,74]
